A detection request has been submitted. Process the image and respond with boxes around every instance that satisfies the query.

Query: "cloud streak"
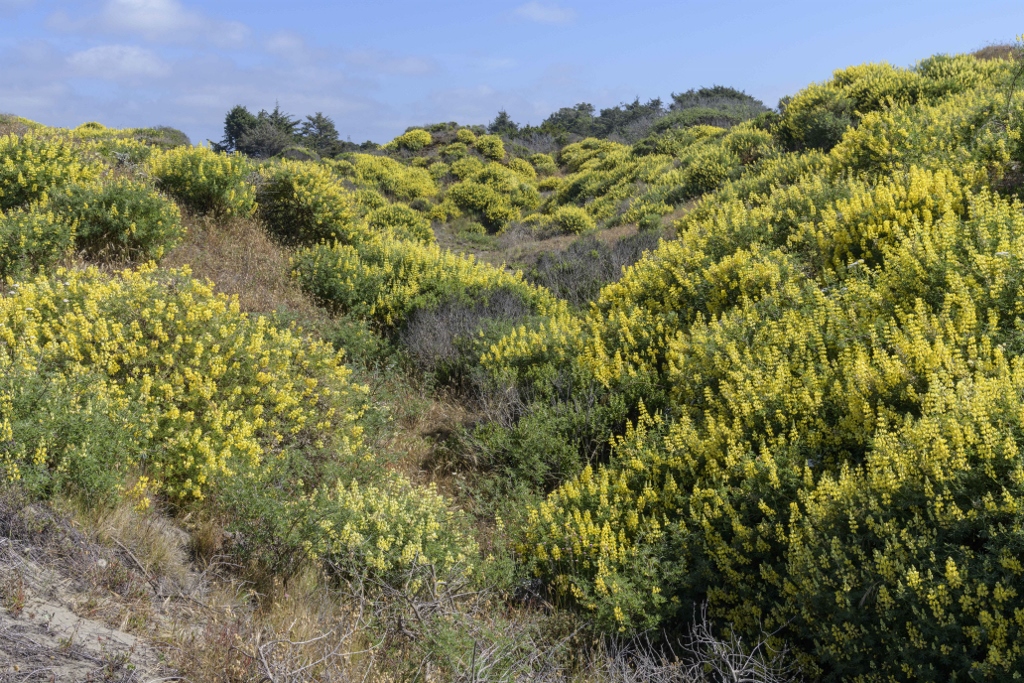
[514,2,577,25]
[68,44,170,80]
[50,0,249,47]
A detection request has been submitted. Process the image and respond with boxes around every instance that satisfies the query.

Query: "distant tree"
[236,103,300,158]
[541,103,597,138]
[670,86,767,118]
[300,112,342,156]
[488,110,520,137]
[593,97,665,140]
[215,105,258,152]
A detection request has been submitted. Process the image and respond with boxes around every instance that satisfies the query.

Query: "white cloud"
[514,2,576,25]
[51,0,249,47]
[344,49,437,76]
[69,44,170,79]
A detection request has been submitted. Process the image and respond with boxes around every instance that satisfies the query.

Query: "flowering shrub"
[300,476,478,583]
[455,128,477,144]
[291,237,558,329]
[51,179,184,260]
[384,128,432,152]
[474,134,506,161]
[0,134,96,211]
[148,146,255,217]
[548,205,595,234]
[257,160,361,245]
[0,265,365,501]
[0,206,74,278]
[365,203,434,243]
[529,153,558,176]
[508,157,537,182]
[335,154,438,202]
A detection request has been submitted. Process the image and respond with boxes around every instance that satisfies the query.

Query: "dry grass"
[973,43,1021,61]
[164,213,328,320]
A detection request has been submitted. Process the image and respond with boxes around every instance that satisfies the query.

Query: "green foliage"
[148,146,255,217]
[386,129,433,152]
[365,203,434,243]
[548,205,596,234]
[474,134,506,161]
[51,179,184,260]
[336,154,438,202]
[0,206,74,279]
[530,153,558,176]
[0,134,95,211]
[257,160,360,245]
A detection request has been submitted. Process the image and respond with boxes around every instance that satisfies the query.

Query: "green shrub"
[51,179,183,260]
[428,161,450,181]
[456,128,477,144]
[508,157,537,181]
[442,142,469,161]
[0,134,95,211]
[365,203,434,243]
[257,160,361,245]
[549,205,596,234]
[337,154,438,202]
[0,206,75,279]
[529,153,558,176]
[385,129,433,152]
[444,182,519,231]
[148,146,255,217]
[474,135,506,161]
[450,156,484,180]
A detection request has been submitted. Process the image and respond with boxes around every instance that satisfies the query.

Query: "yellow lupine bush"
[508,157,537,182]
[257,159,365,245]
[384,128,432,152]
[301,475,478,583]
[148,146,256,217]
[334,154,438,202]
[364,203,434,244]
[0,133,98,211]
[487,56,1024,677]
[455,128,477,144]
[292,236,561,329]
[0,205,75,279]
[474,134,506,161]
[0,265,365,500]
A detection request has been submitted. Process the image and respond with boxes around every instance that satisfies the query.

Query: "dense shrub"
[548,205,596,234]
[257,160,361,245]
[291,237,558,330]
[529,153,558,176]
[51,179,183,260]
[148,146,255,217]
[0,206,74,278]
[336,154,438,202]
[0,265,365,501]
[474,134,506,161]
[456,128,477,144]
[365,203,434,243]
[0,134,95,211]
[385,128,433,152]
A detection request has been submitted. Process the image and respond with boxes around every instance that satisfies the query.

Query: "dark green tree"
[216,105,258,152]
[300,112,342,157]
[488,110,520,137]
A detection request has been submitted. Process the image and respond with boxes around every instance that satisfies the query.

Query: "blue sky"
[1,0,1022,145]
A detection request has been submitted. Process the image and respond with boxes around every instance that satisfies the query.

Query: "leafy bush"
[549,205,596,234]
[529,153,558,176]
[456,128,477,144]
[450,156,484,179]
[0,265,365,501]
[0,207,74,278]
[508,157,537,181]
[291,237,557,330]
[336,154,438,202]
[257,160,360,245]
[442,142,469,161]
[474,134,506,161]
[148,146,255,217]
[365,203,434,243]
[51,179,184,260]
[385,129,433,152]
[0,134,95,211]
